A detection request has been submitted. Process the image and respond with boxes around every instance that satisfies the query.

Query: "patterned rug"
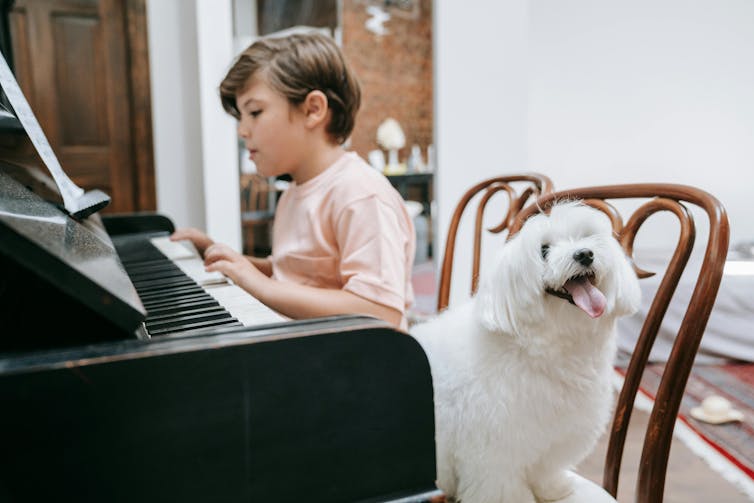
[409,259,438,321]
[626,363,754,494]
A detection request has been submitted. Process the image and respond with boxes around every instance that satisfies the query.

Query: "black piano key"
[113,233,245,336]
[138,284,206,302]
[145,309,233,330]
[113,237,167,263]
[146,305,229,323]
[146,299,221,317]
[128,268,187,282]
[124,264,186,278]
[132,277,196,293]
[142,292,215,310]
[128,270,186,283]
[147,318,242,336]
[122,258,178,269]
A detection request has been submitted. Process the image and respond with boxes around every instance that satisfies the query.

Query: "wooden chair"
[508,183,730,503]
[437,173,554,312]
[240,173,277,256]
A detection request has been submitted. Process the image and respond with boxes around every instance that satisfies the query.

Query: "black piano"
[0,99,441,501]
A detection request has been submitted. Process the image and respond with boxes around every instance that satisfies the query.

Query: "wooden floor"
[578,407,751,502]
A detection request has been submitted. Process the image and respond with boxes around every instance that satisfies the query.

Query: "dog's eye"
[541,244,550,259]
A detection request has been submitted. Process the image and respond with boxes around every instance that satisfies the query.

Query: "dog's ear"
[608,242,642,317]
[475,217,546,335]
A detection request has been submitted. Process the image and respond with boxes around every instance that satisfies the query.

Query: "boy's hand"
[170,227,214,256]
[204,243,267,291]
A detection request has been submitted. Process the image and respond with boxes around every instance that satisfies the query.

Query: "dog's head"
[476,200,642,335]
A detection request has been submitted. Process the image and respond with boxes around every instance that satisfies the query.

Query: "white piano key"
[204,282,288,326]
[173,258,227,286]
[149,236,199,260]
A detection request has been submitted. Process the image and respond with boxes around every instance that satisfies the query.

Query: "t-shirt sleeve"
[335,195,411,313]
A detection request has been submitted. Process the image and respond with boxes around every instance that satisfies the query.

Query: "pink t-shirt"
[270,151,415,331]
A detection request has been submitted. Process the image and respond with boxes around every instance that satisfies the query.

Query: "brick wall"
[342,0,433,165]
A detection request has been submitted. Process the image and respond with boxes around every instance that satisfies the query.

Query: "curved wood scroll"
[436,173,554,312]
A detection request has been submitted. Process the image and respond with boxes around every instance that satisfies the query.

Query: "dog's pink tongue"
[564,277,606,318]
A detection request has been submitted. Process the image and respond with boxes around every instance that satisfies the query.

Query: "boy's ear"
[302,90,329,128]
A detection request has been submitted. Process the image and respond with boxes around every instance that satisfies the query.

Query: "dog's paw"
[531,471,575,502]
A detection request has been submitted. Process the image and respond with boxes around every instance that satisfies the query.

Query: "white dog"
[411,201,641,503]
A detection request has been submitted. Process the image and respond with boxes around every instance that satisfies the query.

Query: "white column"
[147,0,204,231]
[195,0,242,250]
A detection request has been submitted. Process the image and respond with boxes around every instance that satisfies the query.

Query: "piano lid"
[0,168,145,339]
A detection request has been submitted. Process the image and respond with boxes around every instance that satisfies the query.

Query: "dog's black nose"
[573,248,594,266]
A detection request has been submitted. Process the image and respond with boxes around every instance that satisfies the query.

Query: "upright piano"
[0,108,441,501]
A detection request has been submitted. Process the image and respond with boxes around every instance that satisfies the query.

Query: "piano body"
[0,111,442,501]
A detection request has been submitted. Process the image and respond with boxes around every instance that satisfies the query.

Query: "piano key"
[138,284,207,302]
[128,268,187,282]
[121,257,176,268]
[142,292,215,310]
[145,308,234,330]
[147,246,288,325]
[146,304,225,321]
[172,257,227,286]
[146,237,289,326]
[147,317,242,336]
[113,235,289,335]
[146,299,220,316]
[149,236,201,260]
[203,282,287,326]
[131,277,196,292]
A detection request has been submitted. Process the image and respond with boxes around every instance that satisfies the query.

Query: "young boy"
[172,32,416,331]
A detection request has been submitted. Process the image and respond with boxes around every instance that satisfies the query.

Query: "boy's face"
[235,77,308,178]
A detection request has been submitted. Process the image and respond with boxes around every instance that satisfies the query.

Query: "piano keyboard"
[113,234,286,337]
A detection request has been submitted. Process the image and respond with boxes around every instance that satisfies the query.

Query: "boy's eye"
[541,244,550,259]
[247,110,261,117]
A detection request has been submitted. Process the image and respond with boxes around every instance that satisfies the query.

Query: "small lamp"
[376,117,406,175]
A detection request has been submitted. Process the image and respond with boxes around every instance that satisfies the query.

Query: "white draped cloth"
[617,248,754,364]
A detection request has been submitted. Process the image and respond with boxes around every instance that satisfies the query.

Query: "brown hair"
[220,32,361,145]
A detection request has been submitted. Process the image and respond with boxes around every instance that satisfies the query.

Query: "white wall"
[434,0,529,305]
[146,1,753,291]
[435,0,754,304]
[147,0,241,250]
[528,0,754,245]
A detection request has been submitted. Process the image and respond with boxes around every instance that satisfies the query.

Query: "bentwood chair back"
[437,173,554,312]
[510,183,729,503]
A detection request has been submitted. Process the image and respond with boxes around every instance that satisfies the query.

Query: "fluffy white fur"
[411,201,641,503]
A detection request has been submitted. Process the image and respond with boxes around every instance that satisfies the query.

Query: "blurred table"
[387,172,434,260]
[386,172,433,217]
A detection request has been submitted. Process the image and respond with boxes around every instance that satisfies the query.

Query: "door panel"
[7,0,152,213]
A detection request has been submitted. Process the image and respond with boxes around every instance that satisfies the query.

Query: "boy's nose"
[237,118,253,138]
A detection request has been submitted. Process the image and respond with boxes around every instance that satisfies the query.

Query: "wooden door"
[5,0,154,212]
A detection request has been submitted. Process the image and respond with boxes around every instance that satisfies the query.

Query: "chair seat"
[552,471,616,502]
